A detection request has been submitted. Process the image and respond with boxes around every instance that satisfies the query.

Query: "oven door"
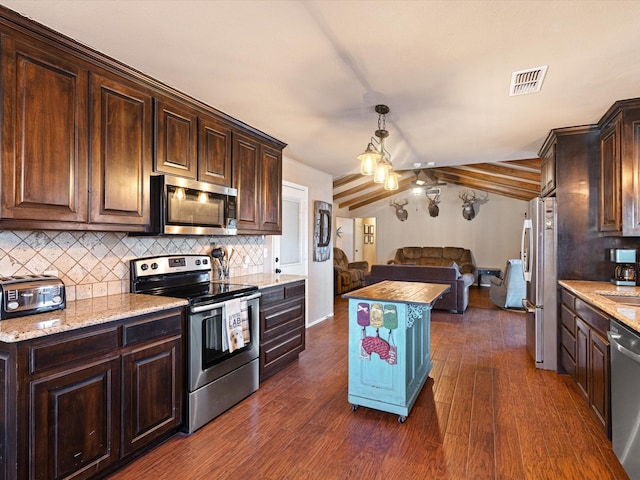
[188,293,260,392]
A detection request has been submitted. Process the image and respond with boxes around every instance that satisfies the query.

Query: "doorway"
[272,182,308,276]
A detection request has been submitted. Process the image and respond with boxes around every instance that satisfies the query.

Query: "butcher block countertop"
[0,294,187,343]
[343,280,450,305]
[559,280,640,333]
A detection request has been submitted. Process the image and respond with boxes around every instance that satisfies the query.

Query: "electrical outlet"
[44,270,58,277]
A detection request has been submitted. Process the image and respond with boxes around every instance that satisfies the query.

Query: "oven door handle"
[190,291,261,314]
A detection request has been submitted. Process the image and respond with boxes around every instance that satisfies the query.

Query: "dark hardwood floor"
[109,288,628,479]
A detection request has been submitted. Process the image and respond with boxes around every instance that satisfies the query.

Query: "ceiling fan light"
[412,186,423,196]
[384,172,399,191]
[373,162,390,183]
[358,144,381,175]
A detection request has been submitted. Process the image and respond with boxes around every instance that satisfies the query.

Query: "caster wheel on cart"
[398,416,407,424]
[351,404,359,412]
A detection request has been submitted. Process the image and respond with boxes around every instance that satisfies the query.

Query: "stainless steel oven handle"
[191,301,226,314]
[190,291,261,314]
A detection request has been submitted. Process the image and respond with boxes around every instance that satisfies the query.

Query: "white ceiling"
[4,0,640,177]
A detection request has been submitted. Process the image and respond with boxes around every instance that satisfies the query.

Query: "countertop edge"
[0,294,188,343]
[559,280,640,333]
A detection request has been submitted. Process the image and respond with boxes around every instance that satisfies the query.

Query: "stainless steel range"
[130,254,260,434]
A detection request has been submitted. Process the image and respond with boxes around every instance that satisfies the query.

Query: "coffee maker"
[610,248,637,286]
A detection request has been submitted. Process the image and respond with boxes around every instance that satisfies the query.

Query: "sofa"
[364,264,474,313]
[364,246,477,313]
[388,246,476,276]
[334,247,369,295]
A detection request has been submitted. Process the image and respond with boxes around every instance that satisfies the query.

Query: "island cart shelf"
[343,280,449,422]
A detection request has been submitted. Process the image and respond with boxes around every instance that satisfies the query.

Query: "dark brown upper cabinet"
[540,142,556,197]
[154,96,198,179]
[232,132,282,234]
[598,100,640,236]
[198,114,232,186]
[89,71,153,229]
[1,35,89,224]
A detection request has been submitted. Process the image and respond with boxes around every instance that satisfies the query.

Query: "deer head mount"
[459,190,489,220]
[426,191,441,217]
[390,199,409,221]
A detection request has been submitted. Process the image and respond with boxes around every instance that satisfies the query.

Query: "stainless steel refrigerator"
[521,197,557,370]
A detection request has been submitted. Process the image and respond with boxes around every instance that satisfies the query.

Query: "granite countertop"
[228,273,306,289]
[343,280,450,305]
[559,280,640,332]
[0,294,188,343]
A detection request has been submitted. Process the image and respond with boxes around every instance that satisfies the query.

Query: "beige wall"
[281,155,334,326]
[335,184,527,270]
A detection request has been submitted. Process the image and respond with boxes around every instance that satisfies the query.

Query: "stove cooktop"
[130,254,258,305]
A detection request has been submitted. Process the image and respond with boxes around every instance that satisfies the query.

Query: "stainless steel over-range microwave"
[148,175,238,236]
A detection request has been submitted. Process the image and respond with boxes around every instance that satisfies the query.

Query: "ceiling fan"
[410,169,446,195]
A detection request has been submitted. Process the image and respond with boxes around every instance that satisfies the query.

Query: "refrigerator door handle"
[521,218,533,282]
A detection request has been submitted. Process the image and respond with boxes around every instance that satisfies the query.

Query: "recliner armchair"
[334,247,369,295]
[489,259,526,309]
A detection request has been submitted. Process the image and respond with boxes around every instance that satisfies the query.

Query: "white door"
[273,182,308,275]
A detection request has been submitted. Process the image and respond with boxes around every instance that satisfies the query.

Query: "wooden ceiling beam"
[432,167,540,192]
[503,158,542,170]
[435,173,536,201]
[338,177,414,210]
[460,162,541,182]
[333,174,361,189]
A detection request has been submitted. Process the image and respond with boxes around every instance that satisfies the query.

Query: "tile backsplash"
[0,231,265,301]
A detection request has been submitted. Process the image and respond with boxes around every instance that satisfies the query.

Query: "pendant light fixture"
[357,104,398,190]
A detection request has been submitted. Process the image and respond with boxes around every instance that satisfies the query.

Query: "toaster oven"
[0,275,66,319]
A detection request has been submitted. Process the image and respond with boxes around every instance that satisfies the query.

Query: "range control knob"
[195,259,201,265]
[140,263,149,271]
[202,258,208,265]
[6,301,19,310]
[52,295,62,304]
[151,263,158,270]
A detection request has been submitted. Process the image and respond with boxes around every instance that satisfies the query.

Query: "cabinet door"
[155,97,198,179]
[31,357,120,480]
[575,318,589,399]
[259,145,282,233]
[198,114,232,186]
[1,35,89,223]
[89,72,152,229]
[599,121,622,233]
[589,330,610,434]
[121,337,183,457]
[620,107,640,236]
[232,133,261,231]
[540,143,556,196]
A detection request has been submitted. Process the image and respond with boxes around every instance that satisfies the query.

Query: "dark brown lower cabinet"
[259,280,306,381]
[0,307,184,480]
[560,288,610,438]
[31,357,121,480]
[121,337,182,457]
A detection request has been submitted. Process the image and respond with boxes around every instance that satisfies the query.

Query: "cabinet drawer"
[575,298,610,336]
[260,281,305,307]
[561,304,576,331]
[561,289,576,311]
[261,298,304,339]
[260,327,305,378]
[28,327,119,375]
[284,281,305,299]
[122,309,183,347]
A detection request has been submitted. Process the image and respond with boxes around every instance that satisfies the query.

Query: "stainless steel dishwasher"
[608,318,640,479]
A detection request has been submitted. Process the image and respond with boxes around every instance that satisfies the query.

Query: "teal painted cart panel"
[347,299,433,420]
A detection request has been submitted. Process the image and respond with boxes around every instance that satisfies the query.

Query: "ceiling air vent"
[509,66,548,96]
